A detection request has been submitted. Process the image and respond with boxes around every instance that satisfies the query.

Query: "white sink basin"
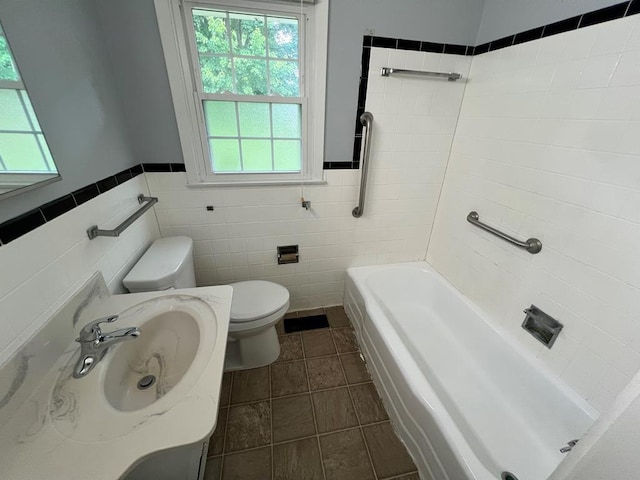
[50,294,217,441]
[103,308,201,412]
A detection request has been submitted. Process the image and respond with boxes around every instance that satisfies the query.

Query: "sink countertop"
[0,285,232,480]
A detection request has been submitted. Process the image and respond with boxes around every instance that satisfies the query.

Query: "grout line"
[219,372,233,479]
[331,328,379,479]
[224,442,278,456]
[382,472,420,480]
[269,363,274,480]
[225,421,394,455]
[301,318,328,480]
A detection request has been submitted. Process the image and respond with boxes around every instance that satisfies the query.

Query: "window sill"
[186,178,327,188]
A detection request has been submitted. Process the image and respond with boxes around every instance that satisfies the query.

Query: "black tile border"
[486,0,636,51]
[40,194,76,222]
[542,15,581,38]
[513,26,545,45]
[0,209,46,244]
[581,2,629,27]
[141,162,171,172]
[3,1,639,239]
[96,176,117,194]
[72,183,100,206]
[0,162,179,247]
[332,0,640,171]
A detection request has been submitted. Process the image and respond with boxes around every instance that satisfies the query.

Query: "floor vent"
[284,314,329,333]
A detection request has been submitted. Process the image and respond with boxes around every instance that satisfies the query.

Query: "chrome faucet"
[560,439,579,453]
[73,315,140,378]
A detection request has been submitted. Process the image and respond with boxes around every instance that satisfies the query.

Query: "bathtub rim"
[345,261,599,480]
[347,261,598,421]
[346,273,494,480]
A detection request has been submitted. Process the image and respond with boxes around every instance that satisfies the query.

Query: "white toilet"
[123,236,288,372]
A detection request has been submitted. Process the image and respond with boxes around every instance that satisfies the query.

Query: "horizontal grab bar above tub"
[380,67,461,81]
[87,194,158,240]
[466,211,542,254]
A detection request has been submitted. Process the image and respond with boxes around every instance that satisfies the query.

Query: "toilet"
[123,236,288,371]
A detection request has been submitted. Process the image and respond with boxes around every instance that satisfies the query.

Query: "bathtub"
[344,262,597,480]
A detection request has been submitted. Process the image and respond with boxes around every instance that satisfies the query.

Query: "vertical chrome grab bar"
[352,112,373,218]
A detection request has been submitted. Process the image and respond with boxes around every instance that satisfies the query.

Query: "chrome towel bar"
[381,67,461,81]
[87,194,158,240]
[466,211,542,254]
[353,112,373,218]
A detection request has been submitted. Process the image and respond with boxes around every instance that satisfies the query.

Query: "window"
[0,24,56,176]
[155,0,328,185]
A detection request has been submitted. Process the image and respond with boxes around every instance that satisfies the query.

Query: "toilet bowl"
[224,280,288,372]
[122,236,289,372]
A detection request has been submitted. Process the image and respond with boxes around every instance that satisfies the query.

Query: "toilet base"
[224,325,280,372]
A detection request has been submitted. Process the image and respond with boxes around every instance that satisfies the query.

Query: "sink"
[103,309,200,412]
[50,294,218,441]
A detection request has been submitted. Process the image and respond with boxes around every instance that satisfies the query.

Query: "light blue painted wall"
[94,0,183,166]
[476,0,625,45]
[0,0,139,223]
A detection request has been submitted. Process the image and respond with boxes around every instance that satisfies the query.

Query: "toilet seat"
[228,280,289,333]
[228,302,289,334]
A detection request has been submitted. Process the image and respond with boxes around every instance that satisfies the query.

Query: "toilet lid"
[230,281,290,323]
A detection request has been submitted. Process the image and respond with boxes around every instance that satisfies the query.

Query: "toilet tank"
[123,236,196,293]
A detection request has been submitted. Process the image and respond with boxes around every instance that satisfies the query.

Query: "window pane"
[0,34,19,81]
[229,13,265,57]
[267,17,298,59]
[199,56,233,94]
[37,134,54,171]
[210,138,241,172]
[192,10,230,54]
[269,60,299,97]
[204,101,237,137]
[21,91,41,131]
[273,140,301,171]
[0,133,48,171]
[238,102,270,137]
[272,104,301,138]
[235,58,267,95]
[0,89,30,131]
[241,139,272,171]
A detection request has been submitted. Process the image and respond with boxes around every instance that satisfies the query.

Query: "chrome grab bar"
[381,67,461,82]
[87,194,158,240]
[466,211,542,254]
[352,112,373,218]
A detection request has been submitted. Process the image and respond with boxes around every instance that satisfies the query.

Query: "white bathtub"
[344,262,597,480]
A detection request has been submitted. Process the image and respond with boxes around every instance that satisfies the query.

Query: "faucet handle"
[77,315,118,342]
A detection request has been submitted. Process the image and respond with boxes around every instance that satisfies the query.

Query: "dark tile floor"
[204,306,419,480]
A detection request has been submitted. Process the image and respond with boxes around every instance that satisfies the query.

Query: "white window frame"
[154,0,328,186]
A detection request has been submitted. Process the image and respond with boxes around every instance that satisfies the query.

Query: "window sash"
[193,94,308,176]
[184,1,307,178]
[185,4,305,98]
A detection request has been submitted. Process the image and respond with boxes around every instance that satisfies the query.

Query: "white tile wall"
[147,48,471,311]
[428,15,640,413]
[0,176,160,367]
